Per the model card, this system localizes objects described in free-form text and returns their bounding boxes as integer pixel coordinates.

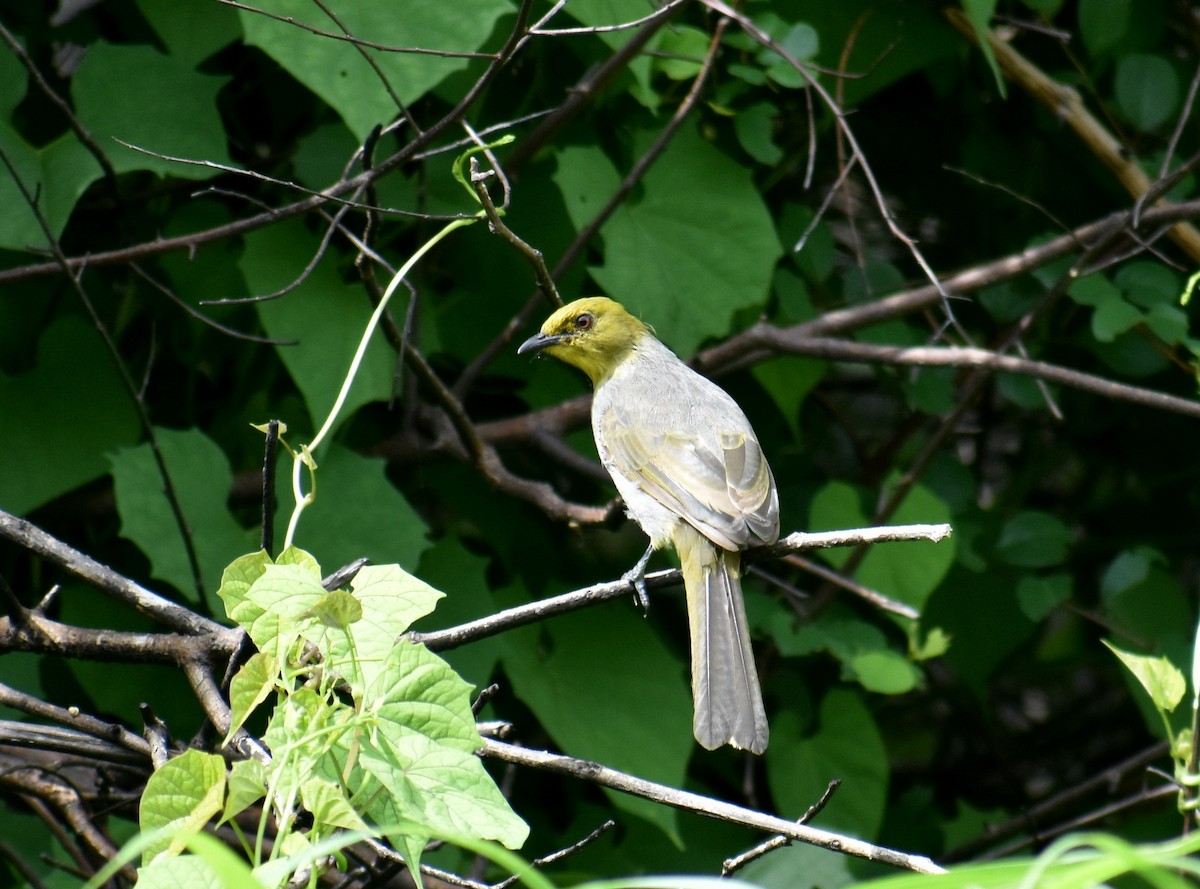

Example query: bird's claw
[622,567,651,614]
[622,543,656,615]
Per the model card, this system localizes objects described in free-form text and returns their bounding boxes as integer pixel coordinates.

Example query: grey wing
[597,380,778,550]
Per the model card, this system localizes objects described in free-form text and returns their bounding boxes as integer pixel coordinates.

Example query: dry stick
[469,160,563,308]
[0,721,146,766]
[723,779,841,875]
[946,8,1200,261]
[0,681,150,758]
[0,609,228,664]
[309,0,420,133]
[528,0,690,35]
[482,739,945,874]
[981,785,1178,861]
[0,769,133,880]
[944,740,1170,861]
[0,509,234,639]
[408,524,950,651]
[699,197,1200,376]
[703,0,952,317]
[456,10,726,398]
[745,333,1200,420]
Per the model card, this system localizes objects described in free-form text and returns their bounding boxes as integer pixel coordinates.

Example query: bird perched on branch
[519,297,777,753]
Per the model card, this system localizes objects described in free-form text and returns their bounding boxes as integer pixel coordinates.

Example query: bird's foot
[621,544,655,614]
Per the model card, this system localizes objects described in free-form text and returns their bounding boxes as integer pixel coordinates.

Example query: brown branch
[482,739,945,874]
[743,333,1200,420]
[946,8,1200,261]
[0,609,228,664]
[0,509,237,639]
[0,685,149,760]
[0,767,133,880]
[408,524,949,650]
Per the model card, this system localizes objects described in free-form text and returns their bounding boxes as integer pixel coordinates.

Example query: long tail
[675,525,769,754]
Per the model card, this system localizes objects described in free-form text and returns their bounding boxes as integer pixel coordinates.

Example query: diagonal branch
[482,739,945,874]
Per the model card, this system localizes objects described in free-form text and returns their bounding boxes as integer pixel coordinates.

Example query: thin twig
[723,779,842,875]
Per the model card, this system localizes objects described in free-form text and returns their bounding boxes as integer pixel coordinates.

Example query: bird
[518,297,778,753]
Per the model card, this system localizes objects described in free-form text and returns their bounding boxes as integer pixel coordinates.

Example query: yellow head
[517,297,650,385]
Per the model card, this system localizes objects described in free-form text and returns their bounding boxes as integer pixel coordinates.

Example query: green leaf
[1068,272,1122,307]
[134,0,242,66]
[0,316,139,512]
[553,145,624,236]
[241,221,398,439]
[1103,640,1186,712]
[734,102,784,166]
[1079,0,1131,57]
[850,650,921,695]
[327,562,444,692]
[586,125,783,356]
[72,41,232,176]
[225,652,276,744]
[134,854,234,889]
[109,427,256,603]
[306,588,364,628]
[1016,573,1072,622]
[357,731,529,850]
[370,642,483,752]
[750,355,825,441]
[761,22,820,88]
[1101,546,1163,597]
[215,549,288,624]
[1091,295,1143,342]
[995,510,1072,567]
[960,0,1006,96]
[655,26,711,80]
[300,777,370,832]
[238,0,514,141]
[1100,547,1192,653]
[233,559,329,661]
[1115,261,1180,308]
[766,689,888,838]
[1143,303,1189,344]
[221,759,266,825]
[1115,54,1180,131]
[139,749,227,864]
[0,122,102,252]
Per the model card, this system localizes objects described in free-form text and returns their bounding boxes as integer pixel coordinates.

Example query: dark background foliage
[1,0,1198,885]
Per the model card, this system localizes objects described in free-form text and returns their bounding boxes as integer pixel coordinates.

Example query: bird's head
[518,297,650,385]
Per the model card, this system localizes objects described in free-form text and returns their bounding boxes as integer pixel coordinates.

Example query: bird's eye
[574,313,594,330]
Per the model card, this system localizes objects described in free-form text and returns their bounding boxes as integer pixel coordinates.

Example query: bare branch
[482,739,945,874]
[409,524,950,650]
[0,509,235,639]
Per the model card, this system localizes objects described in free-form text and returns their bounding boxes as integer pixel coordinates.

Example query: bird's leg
[621,543,655,613]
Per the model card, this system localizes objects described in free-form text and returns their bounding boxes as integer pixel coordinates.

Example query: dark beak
[517,331,566,355]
